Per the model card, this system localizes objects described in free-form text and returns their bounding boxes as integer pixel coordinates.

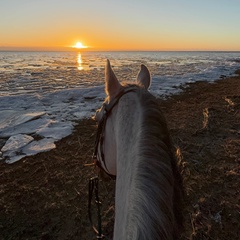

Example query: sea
[1,51,240,97]
[0,51,240,163]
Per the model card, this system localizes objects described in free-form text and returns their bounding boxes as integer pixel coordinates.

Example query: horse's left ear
[105,59,122,98]
[137,64,151,89]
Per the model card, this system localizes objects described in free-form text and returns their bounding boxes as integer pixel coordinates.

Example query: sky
[0,0,240,51]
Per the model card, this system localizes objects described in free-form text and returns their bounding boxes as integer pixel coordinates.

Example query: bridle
[92,86,138,178]
[89,86,138,239]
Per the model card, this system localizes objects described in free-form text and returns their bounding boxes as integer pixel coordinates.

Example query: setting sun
[73,42,88,49]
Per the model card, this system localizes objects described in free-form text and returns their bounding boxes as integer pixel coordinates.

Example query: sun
[73,41,88,49]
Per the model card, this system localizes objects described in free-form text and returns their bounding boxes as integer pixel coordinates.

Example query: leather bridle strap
[104,86,138,114]
[93,86,138,177]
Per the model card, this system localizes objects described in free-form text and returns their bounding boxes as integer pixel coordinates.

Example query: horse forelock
[114,84,183,240]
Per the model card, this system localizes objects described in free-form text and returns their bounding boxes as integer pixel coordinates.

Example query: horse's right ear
[137,64,151,89]
[105,59,122,98]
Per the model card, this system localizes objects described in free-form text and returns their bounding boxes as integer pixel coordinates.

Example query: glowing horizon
[1,1,240,51]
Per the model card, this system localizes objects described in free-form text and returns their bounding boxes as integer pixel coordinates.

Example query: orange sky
[1,0,240,51]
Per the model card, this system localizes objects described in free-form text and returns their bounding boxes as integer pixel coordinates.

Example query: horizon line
[0,49,240,53]
[1,48,240,53]
[1,46,240,52]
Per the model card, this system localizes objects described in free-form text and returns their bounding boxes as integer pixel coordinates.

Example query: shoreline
[0,72,240,239]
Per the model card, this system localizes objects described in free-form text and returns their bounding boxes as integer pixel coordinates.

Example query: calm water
[0,51,240,96]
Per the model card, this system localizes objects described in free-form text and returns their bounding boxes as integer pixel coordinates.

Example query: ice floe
[2,134,34,153]
[0,86,105,164]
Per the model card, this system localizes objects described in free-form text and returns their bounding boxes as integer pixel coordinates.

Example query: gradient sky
[1,0,240,51]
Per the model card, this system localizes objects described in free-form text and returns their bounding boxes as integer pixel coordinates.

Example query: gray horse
[95,60,183,240]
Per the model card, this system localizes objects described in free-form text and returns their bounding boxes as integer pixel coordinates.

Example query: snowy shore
[1,51,240,163]
[0,86,106,163]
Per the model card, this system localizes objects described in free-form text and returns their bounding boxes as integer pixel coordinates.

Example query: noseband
[93,86,138,178]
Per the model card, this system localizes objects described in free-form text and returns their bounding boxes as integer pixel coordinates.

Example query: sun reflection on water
[77,52,83,70]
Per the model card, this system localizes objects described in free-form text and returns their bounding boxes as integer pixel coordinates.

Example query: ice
[36,122,73,140]
[1,134,34,153]
[1,134,34,164]
[0,86,105,164]
[1,52,239,164]
[73,111,91,119]
[0,110,45,131]
[0,69,232,164]
[3,137,57,164]
[5,155,27,164]
[22,138,56,156]
[0,118,51,138]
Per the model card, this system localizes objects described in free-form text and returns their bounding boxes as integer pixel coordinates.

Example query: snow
[0,86,105,164]
[0,76,216,164]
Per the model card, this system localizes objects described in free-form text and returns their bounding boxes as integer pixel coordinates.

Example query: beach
[0,70,240,239]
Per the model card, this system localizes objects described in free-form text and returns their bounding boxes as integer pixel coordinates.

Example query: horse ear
[105,59,122,97]
[137,64,151,89]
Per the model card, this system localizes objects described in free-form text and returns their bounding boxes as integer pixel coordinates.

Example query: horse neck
[113,93,143,239]
[113,92,176,240]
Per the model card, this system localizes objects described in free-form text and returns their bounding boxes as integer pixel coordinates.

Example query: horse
[94,60,183,240]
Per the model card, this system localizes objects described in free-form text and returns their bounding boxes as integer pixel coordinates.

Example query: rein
[88,177,104,239]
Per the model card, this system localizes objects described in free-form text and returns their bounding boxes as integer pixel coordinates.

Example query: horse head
[94,60,151,177]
